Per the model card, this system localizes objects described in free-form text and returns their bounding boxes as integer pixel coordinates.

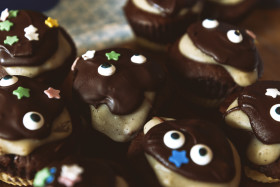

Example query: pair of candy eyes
[98,54,147,76]
[202,19,243,44]
[164,130,213,166]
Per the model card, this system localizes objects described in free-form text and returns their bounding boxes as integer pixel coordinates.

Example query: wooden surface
[1,5,280,187]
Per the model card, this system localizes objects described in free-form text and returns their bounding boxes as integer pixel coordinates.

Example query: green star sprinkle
[0,20,13,31]
[13,86,30,99]
[8,10,19,18]
[4,36,19,46]
[106,51,121,61]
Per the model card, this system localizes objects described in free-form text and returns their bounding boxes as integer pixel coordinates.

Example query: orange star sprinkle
[45,17,59,28]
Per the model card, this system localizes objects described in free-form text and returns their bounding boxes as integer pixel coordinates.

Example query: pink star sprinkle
[44,87,61,99]
[0,8,9,21]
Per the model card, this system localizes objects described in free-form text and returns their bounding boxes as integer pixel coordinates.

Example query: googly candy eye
[98,63,116,76]
[202,19,219,29]
[190,144,213,166]
[0,75,18,86]
[163,130,185,149]
[23,112,44,130]
[270,104,280,122]
[227,30,243,43]
[131,54,147,64]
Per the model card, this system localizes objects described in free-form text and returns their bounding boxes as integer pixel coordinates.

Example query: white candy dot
[202,19,219,29]
[190,144,213,166]
[23,112,44,130]
[163,130,185,149]
[131,54,147,64]
[227,30,243,43]
[98,63,116,76]
[0,75,18,87]
[270,104,280,122]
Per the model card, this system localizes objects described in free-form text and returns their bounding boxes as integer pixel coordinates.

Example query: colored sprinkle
[0,20,13,31]
[0,8,9,21]
[45,17,59,28]
[44,87,61,99]
[13,86,30,99]
[8,10,18,18]
[105,51,120,61]
[4,35,19,46]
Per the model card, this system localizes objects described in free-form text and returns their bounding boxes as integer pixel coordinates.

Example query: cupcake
[202,0,258,23]
[168,19,263,106]
[0,9,76,85]
[123,0,203,50]
[127,117,241,187]
[0,75,74,186]
[33,156,130,187]
[72,48,166,142]
[222,80,280,183]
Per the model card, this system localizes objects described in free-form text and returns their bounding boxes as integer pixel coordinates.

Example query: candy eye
[98,63,116,76]
[23,112,44,130]
[270,104,280,122]
[131,54,147,64]
[202,19,219,29]
[190,144,213,165]
[0,75,18,86]
[227,30,243,43]
[163,130,185,149]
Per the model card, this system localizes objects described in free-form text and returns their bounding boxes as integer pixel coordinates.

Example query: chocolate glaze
[226,81,280,144]
[147,0,196,16]
[73,48,165,115]
[188,21,261,72]
[0,10,60,66]
[0,76,64,140]
[143,119,236,183]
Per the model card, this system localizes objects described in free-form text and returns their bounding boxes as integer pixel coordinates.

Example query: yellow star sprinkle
[45,17,59,28]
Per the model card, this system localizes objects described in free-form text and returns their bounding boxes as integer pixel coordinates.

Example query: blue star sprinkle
[168,150,189,168]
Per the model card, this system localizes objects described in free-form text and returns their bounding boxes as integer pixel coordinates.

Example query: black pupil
[3,75,12,80]
[199,148,207,156]
[134,54,140,56]
[101,63,112,68]
[171,132,180,140]
[30,113,41,122]
[234,30,240,36]
[276,107,280,115]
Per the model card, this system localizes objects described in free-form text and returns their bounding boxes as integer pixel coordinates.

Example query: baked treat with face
[33,156,129,187]
[168,19,263,106]
[202,0,258,23]
[128,117,241,187]
[72,48,166,142]
[123,0,203,50]
[0,75,73,186]
[223,81,280,183]
[0,9,76,84]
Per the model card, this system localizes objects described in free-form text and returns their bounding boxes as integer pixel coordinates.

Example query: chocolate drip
[143,119,236,182]
[0,10,59,66]
[188,21,260,72]
[0,76,64,140]
[73,48,165,115]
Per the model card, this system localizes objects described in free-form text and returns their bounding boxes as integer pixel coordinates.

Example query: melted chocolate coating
[188,21,261,72]
[0,10,59,66]
[73,48,165,115]
[143,119,236,183]
[0,76,64,140]
[229,81,280,144]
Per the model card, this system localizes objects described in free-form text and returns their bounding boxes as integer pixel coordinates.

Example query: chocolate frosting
[228,81,280,144]
[73,48,165,115]
[188,21,260,72]
[0,10,60,66]
[147,0,196,15]
[0,76,64,140]
[143,119,236,183]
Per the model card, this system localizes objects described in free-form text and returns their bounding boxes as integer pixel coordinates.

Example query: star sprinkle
[106,51,120,61]
[24,25,39,41]
[71,57,80,71]
[13,86,30,99]
[0,8,9,21]
[265,88,280,98]
[169,150,189,168]
[44,87,61,99]
[0,20,13,31]
[45,17,59,28]
[58,164,83,186]
[8,10,18,18]
[4,35,19,46]
[82,50,95,60]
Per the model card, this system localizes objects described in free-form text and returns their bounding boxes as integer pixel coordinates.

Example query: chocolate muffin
[168,19,263,106]
[72,48,166,142]
[222,81,280,183]
[0,9,76,85]
[0,75,74,186]
[128,117,241,187]
[123,0,203,50]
